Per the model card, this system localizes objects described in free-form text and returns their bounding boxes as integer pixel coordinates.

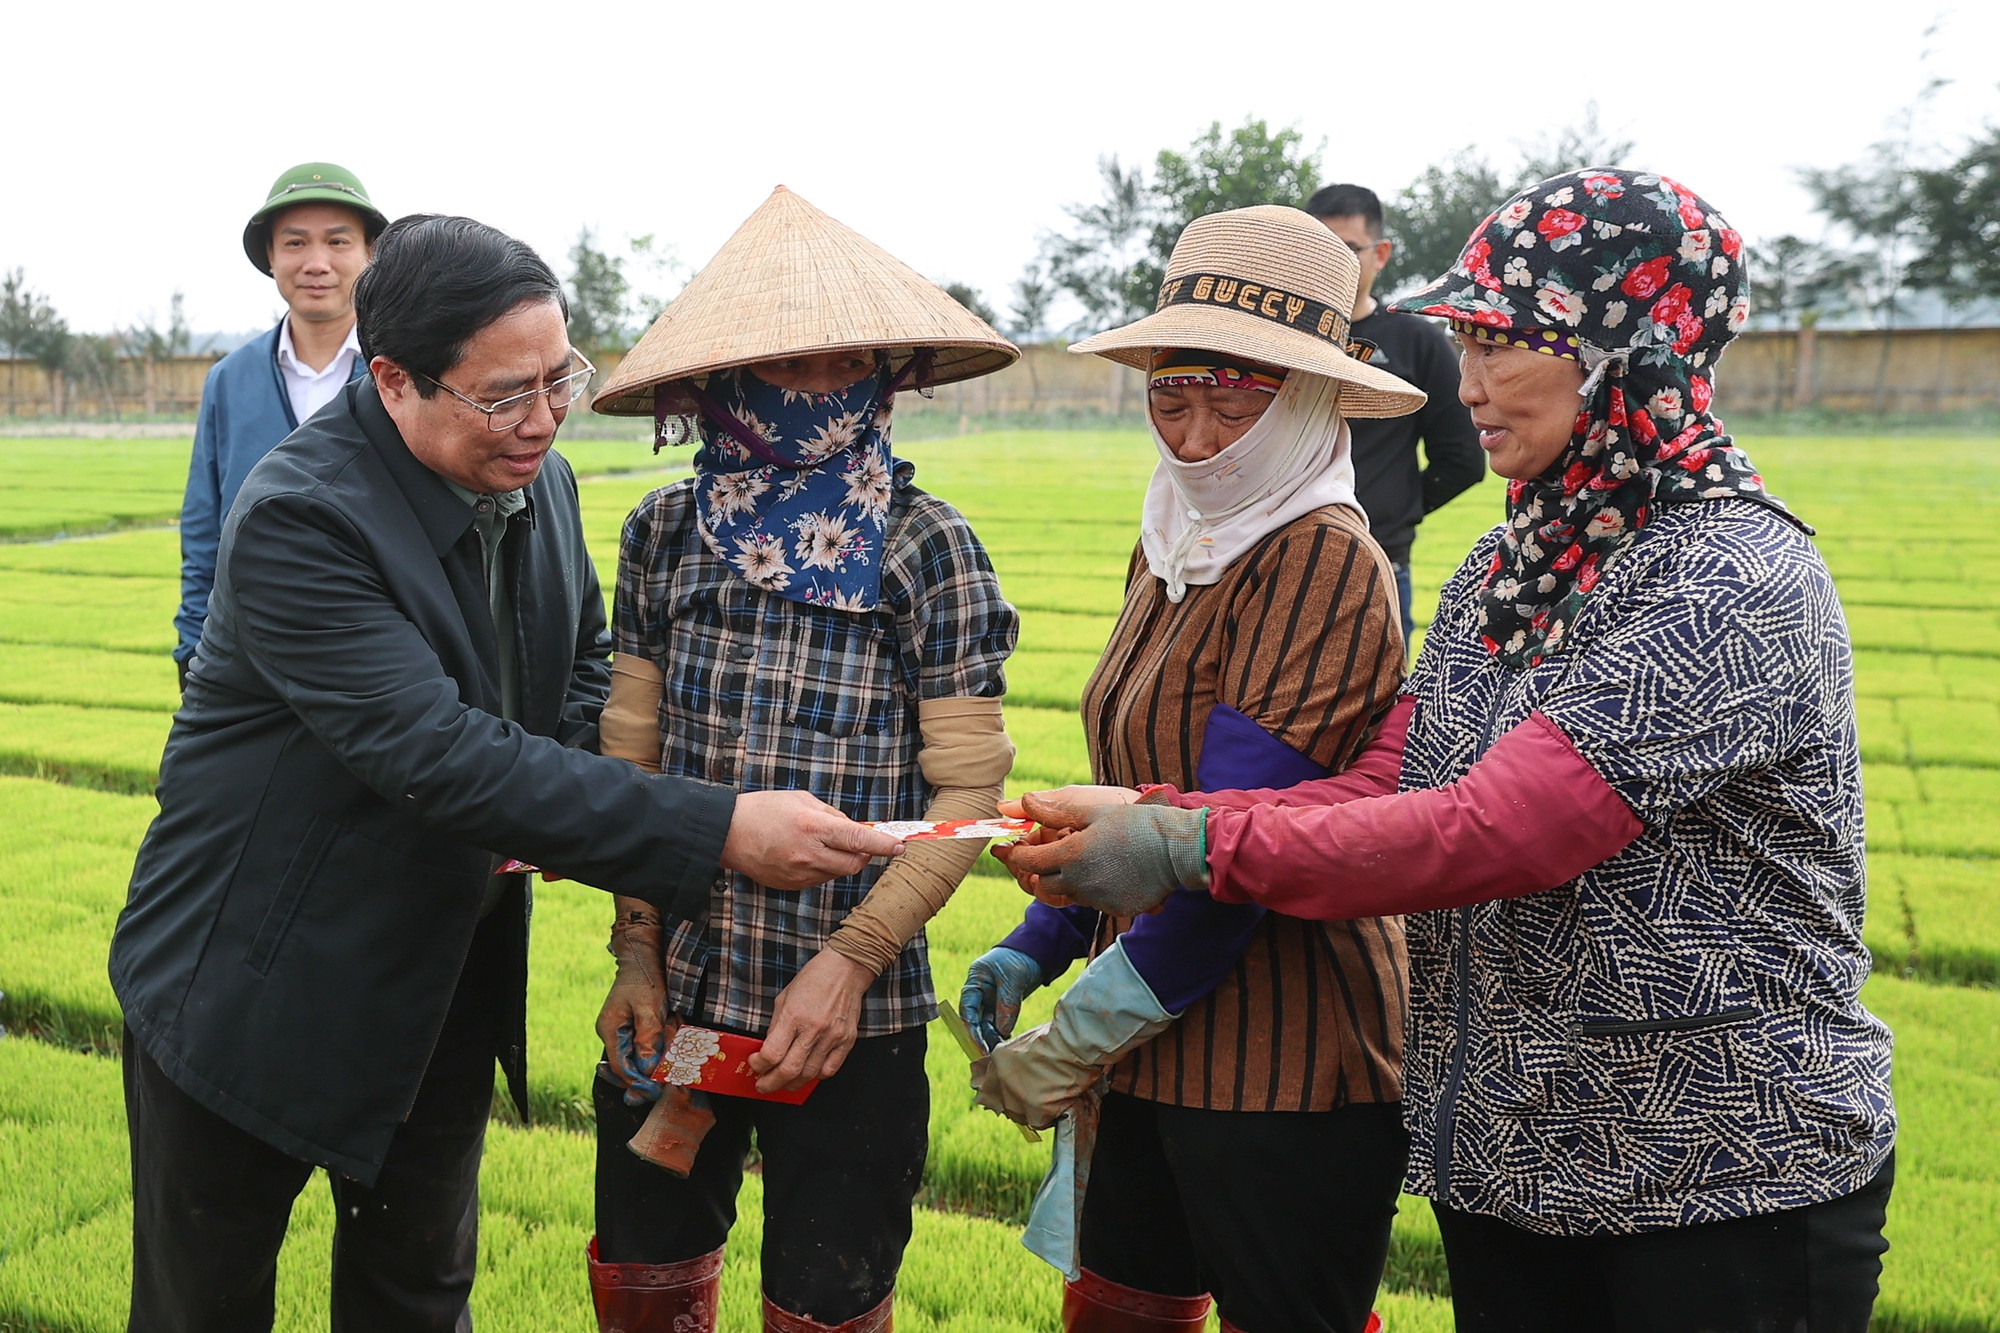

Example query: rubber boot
[1062,1268,1210,1332]
[1217,1311,1381,1333]
[761,1288,894,1332]
[587,1236,724,1332]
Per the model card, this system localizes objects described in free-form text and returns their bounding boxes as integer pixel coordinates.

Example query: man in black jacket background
[110,215,903,1332]
[1305,183,1486,646]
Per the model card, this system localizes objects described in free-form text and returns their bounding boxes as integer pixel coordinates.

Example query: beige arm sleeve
[825,697,1016,976]
[600,654,664,773]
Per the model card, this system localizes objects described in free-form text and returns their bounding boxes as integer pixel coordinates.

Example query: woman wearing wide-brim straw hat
[582,186,1023,1333]
[999,169,1897,1333]
[965,205,1425,1333]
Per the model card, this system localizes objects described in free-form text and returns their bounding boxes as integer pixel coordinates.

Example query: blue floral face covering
[691,364,906,612]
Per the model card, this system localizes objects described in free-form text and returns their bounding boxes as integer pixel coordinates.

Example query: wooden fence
[1,353,219,418]
[1717,326,2000,416]
[6,325,1995,422]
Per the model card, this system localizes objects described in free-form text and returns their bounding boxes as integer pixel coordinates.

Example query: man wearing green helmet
[174,162,387,688]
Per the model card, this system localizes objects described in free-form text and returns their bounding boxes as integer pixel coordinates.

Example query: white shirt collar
[277,317,361,379]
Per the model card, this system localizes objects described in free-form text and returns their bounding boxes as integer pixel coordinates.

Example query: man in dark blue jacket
[174,162,387,686]
[115,215,904,1332]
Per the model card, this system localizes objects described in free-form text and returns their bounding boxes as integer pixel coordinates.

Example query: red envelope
[661,1025,818,1105]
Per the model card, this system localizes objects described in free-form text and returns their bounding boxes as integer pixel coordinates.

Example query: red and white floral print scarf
[1391,168,1803,666]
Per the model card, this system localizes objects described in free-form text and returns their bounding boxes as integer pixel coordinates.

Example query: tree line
[1,271,191,416]
[941,109,2000,345]
[6,109,1998,415]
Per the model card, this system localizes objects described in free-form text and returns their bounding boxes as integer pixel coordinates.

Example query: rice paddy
[0,430,1994,1332]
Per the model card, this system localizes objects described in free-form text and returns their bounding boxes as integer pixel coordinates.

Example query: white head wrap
[1140,372,1362,602]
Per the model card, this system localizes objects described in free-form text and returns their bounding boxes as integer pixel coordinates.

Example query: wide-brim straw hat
[593,186,1019,416]
[1070,205,1426,418]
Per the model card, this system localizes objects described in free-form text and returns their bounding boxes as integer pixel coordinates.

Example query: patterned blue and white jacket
[1399,498,1895,1235]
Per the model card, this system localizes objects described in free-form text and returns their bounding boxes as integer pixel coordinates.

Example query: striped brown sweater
[1082,504,1409,1111]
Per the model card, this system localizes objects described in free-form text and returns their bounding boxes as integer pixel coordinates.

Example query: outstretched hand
[721,790,904,891]
[996,794,1207,917]
[991,786,1140,905]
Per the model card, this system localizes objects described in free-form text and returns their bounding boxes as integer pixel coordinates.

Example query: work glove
[1003,796,1208,917]
[961,946,1049,1052]
[971,941,1178,1129]
[597,908,672,1107]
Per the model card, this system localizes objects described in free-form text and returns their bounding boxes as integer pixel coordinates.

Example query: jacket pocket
[785,610,900,739]
[1570,1006,1758,1039]
[244,814,338,976]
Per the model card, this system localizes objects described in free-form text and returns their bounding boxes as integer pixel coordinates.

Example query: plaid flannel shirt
[616,471,1017,1036]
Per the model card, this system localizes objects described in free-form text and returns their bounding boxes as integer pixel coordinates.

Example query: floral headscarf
[1389,167,1803,666]
[687,364,908,612]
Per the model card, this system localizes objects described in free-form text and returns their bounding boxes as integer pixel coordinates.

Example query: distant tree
[0,269,36,358]
[127,291,192,414]
[0,272,73,415]
[1907,123,2000,305]
[1379,150,1511,297]
[69,332,123,417]
[0,268,36,414]
[1148,117,1324,283]
[627,234,690,330]
[1041,155,1156,335]
[1006,262,1054,344]
[940,280,999,328]
[1800,144,1925,327]
[1513,101,1636,188]
[1745,236,1863,329]
[129,291,192,360]
[1380,105,1634,297]
[565,227,631,355]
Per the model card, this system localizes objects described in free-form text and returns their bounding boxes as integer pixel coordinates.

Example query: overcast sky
[8,0,1998,335]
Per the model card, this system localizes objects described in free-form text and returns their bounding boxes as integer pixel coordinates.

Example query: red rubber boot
[587,1236,724,1332]
[1062,1268,1211,1332]
[1218,1309,1382,1333]
[762,1288,893,1332]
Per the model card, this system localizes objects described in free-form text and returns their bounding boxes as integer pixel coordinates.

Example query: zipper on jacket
[1433,905,1474,1203]
[1571,1006,1757,1039]
[1433,676,1516,1204]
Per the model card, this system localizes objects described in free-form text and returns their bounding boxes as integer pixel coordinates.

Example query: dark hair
[1303,183,1384,237]
[353,214,567,396]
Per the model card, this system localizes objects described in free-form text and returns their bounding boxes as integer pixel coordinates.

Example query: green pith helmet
[241,162,388,275]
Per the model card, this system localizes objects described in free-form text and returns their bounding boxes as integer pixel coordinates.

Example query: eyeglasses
[424,350,597,431]
[1341,237,1386,256]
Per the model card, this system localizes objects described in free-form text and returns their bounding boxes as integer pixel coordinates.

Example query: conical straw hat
[593,186,1019,416]
[1069,205,1426,418]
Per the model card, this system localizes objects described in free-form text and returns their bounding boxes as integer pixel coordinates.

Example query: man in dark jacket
[1305,183,1486,645]
[175,162,390,686]
[111,214,902,1332]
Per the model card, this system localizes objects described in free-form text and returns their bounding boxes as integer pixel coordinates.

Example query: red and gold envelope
[660,1024,817,1105]
[494,818,1031,878]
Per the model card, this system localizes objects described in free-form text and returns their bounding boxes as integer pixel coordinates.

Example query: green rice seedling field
[0,431,1994,1332]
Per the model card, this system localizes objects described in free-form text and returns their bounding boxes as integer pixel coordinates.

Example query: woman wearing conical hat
[967,206,1429,1333]
[581,187,1021,1333]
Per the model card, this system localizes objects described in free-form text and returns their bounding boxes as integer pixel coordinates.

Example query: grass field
[0,430,1994,1332]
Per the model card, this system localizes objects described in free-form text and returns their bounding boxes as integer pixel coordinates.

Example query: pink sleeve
[1204,710,1645,919]
[1158,695,1415,813]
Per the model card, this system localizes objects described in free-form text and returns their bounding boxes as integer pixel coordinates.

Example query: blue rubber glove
[961,946,1048,1053]
[613,1024,666,1106]
[971,941,1178,1129]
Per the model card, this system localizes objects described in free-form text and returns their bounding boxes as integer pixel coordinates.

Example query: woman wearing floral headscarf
[579,187,1021,1333]
[1001,170,1896,1332]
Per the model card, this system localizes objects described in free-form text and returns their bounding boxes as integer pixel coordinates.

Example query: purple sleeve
[997,901,1100,982]
[1122,704,1328,1012]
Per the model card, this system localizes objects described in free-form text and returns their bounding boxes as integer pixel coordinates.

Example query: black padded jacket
[110,377,734,1184]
